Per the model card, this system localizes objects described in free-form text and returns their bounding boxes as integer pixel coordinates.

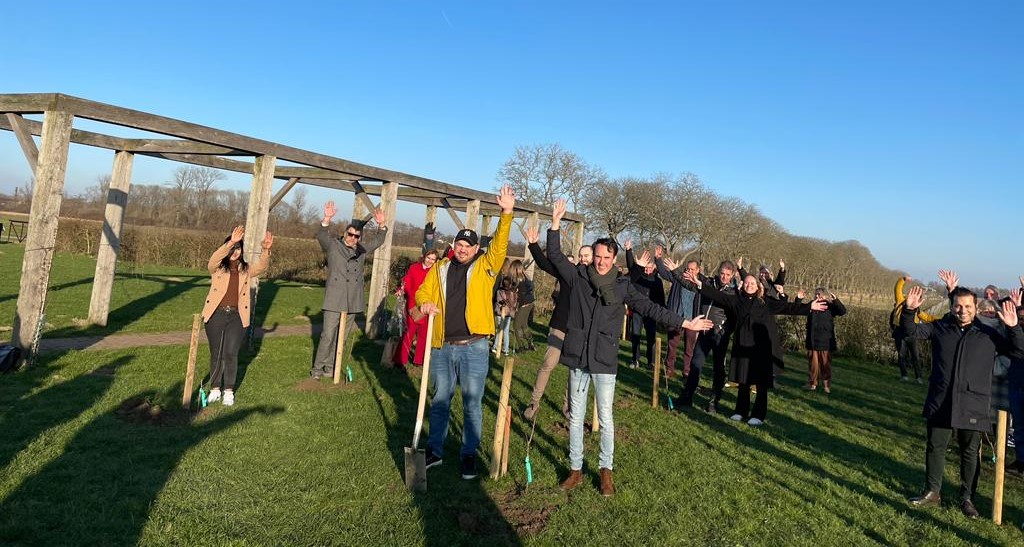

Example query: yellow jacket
[416,213,512,348]
[891,276,936,327]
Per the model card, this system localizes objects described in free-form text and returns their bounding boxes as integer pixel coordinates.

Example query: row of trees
[497,144,903,297]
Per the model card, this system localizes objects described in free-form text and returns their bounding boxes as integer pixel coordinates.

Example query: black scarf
[587,265,622,306]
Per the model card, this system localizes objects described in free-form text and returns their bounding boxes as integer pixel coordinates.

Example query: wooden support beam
[88,150,134,326]
[5,113,39,172]
[11,109,73,361]
[514,217,529,240]
[269,177,300,211]
[465,199,481,232]
[118,138,248,155]
[0,93,63,114]
[573,221,586,256]
[244,155,276,328]
[350,180,379,215]
[481,215,493,236]
[0,113,125,152]
[365,181,398,339]
[352,192,369,224]
[442,199,465,231]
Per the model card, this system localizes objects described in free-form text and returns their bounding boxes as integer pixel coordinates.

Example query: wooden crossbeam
[442,199,466,231]
[4,114,39,172]
[269,177,300,211]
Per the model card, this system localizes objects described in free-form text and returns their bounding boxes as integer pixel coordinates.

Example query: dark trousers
[630,313,657,366]
[925,426,981,502]
[681,327,730,404]
[205,307,244,390]
[895,333,921,379]
[665,328,698,377]
[735,383,769,420]
[313,310,358,375]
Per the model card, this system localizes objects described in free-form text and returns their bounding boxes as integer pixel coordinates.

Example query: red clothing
[395,262,432,365]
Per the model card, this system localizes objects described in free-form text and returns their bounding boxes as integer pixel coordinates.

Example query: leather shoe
[909,490,941,507]
[560,470,583,491]
[960,499,979,519]
[599,468,615,497]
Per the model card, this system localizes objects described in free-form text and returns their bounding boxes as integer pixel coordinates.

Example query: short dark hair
[592,237,619,257]
[685,259,701,269]
[718,260,736,272]
[345,223,362,234]
[950,287,977,303]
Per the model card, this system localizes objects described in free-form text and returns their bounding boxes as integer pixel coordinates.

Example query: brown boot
[600,468,616,497]
[559,469,583,491]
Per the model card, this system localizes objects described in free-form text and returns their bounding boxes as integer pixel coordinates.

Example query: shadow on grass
[358,335,523,546]
[0,276,98,305]
[0,380,283,546]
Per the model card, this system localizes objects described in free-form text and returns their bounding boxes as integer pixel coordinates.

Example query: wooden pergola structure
[0,93,585,362]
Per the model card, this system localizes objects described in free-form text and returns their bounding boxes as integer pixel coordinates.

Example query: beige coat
[202,242,271,327]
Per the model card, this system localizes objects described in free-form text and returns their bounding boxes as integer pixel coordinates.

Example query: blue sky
[1,1,1020,289]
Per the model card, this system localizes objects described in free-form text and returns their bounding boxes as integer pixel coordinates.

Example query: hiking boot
[705,401,718,414]
[599,468,616,497]
[909,490,941,507]
[222,390,235,406]
[207,388,222,404]
[523,404,538,422]
[460,455,478,480]
[424,451,442,470]
[960,499,979,519]
[560,470,583,491]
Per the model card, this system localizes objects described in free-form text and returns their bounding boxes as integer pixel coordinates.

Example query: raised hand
[635,249,652,269]
[1010,288,1022,308]
[796,289,806,300]
[1019,275,1024,289]
[779,259,785,270]
[810,300,828,312]
[828,291,837,302]
[372,206,386,226]
[262,231,274,250]
[938,269,959,293]
[230,225,245,244]
[905,285,925,309]
[654,245,663,259]
[551,198,567,227]
[736,256,744,270]
[998,299,1019,328]
[525,226,540,244]
[496,184,516,213]
[663,256,679,272]
[624,239,633,251]
[774,284,785,295]
[323,201,337,221]
[681,268,701,287]
[683,314,714,332]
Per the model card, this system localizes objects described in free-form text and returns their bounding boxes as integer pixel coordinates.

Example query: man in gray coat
[310,200,388,378]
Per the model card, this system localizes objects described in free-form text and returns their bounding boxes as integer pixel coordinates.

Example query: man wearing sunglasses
[311,201,388,379]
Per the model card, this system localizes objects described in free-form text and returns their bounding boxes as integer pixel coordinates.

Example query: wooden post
[5,113,39,171]
[352,192,369,223]
[572,220,585,256]
[365,181,397,339]
[652,337,662,408]
[481,214,493,236]
[993,409,1008,524]
[622,305,628,340]
[490,356,515,479]
[591,391,600,432]
[182,313,202,408]
[243,155,275,329]
[333,312,348,384]
[88,150,134,326]
[501,405,512,476]
[11,108,73,362]
[465,199,480,232]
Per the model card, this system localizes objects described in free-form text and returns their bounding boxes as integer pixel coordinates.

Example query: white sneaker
[747,418,764,426]
[730,414,743,421]
[207,388,222,404]
[223,390,235,406]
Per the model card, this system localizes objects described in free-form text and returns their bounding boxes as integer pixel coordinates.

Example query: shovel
[404,314,435,492]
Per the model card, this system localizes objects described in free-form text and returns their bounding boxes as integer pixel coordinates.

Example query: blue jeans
[427,338,490,458]
[492,316,511,354]
[568,368,616,470]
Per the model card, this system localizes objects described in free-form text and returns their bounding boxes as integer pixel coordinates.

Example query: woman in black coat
[798,288,847,392]
[683,269,826,425]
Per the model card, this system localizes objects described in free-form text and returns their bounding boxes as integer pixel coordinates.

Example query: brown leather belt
[445,335,486,346]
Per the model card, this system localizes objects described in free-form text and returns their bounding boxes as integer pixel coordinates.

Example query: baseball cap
[454,229,479,246]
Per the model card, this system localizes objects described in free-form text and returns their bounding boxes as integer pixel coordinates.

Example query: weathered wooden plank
[4,113,39,172]
[0,114,126,152]
[442,199,465,231]
[269,177,300,211]
[465,199,480,232]
[350,181,380,215]
[244,155,276,329]
[365,181,398,339]
[0,93,61,114]
[88,150,134,326]
[11,109,73,360]
[118,138,248,155]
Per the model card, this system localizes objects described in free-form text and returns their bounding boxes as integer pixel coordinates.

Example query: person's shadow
[0,382,283,545]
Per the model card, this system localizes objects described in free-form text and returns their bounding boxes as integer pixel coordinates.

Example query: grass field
[2,328,1024,545]
[0,242,326,338]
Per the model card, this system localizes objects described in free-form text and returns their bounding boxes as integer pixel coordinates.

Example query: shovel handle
[411,314,435,449]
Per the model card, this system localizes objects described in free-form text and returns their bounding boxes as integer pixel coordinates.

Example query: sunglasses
[345,232,361,239]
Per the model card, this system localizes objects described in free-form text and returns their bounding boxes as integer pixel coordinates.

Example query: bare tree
[496,143,598,211]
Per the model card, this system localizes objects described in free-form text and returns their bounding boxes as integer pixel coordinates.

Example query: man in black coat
[902,284,1024,518]
[625,241,665,369]
[546,199,711,497]
[797,288,847,393]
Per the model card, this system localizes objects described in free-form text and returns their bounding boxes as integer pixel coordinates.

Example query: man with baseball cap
[413,185,516,480]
